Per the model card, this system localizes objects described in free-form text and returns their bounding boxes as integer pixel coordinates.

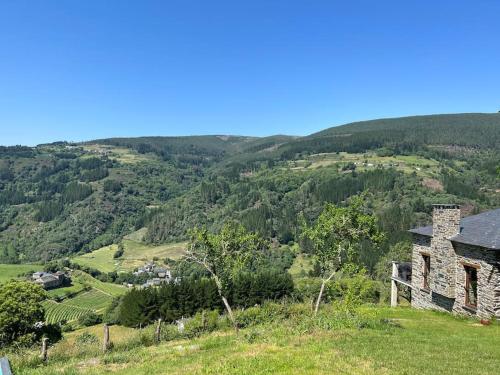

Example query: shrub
[77,312,102,327]
[75,332,99,347]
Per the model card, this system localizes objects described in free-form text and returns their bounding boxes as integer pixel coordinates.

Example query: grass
[73,239,186,273]
[8,306,500,374]
[0,263,40,284]
[290,151,440,177]
[81,144,153,164]
[288,254,313,278]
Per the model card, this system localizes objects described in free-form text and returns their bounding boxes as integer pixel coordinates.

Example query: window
[422,254,430,289]
[464,266,478,308]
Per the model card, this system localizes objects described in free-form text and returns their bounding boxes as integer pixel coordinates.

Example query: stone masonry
[410,205,500,320]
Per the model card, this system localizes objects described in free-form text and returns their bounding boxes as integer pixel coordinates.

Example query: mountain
[278,113,500,158]
[0,113,498,264]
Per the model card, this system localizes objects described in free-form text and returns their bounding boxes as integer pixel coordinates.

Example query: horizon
[2,111,498,147]
[2,1,500,146]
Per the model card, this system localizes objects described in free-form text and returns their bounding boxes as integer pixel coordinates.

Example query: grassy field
[290,151,441,177]
[0,263,40,284]
[8,306,500,375]
[73,239,186,273]
[81,144,154,164]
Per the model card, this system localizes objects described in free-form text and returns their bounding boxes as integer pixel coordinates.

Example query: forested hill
[0,113,499,264]
[278,113,500,158]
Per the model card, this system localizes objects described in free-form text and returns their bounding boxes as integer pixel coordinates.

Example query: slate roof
[409,208,500,250]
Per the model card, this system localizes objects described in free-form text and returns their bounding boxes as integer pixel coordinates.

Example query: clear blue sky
[1,1,499,146]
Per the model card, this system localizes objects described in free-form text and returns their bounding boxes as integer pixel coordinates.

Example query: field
[289,152,441,177]
[73,238,186,273]
[43,271,127,324]
[0,263,40,284]
[43,300,94,324]
[9,306,500,375]
[81,144,154,164]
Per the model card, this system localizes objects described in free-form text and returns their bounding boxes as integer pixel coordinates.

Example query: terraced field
[61,289,113,311]
[42,271,127,324]
[43,300,93,324]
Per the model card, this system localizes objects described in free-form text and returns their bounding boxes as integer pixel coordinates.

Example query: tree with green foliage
[301,196,384,315]
[0,281,47,347]
[185,222,268,330]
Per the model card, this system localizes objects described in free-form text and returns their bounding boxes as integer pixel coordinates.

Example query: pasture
[290,151,441,177]
[10,306,500,375]
[73,239,186,273]
[0,263,40,284]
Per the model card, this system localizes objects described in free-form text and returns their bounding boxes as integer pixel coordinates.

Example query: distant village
[132,261,178,288]
[28,261,177,290]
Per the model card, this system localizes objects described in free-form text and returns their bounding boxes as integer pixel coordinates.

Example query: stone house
[32,271,68,289]
[408,204,500,319]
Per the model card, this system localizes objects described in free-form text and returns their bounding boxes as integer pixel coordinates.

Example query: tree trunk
[221,295,238,332]
[314,280,326,316]
[314,272,336,316]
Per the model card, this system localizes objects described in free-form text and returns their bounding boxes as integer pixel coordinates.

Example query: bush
[77,312,102,327]
[75,332,99,347]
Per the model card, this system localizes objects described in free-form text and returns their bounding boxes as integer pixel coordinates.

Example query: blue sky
[1,1,499,146]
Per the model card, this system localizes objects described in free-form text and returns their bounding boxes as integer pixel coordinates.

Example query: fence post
[391,262,398,307]
[40,337,48,363]
[155,318,162,344]
[103,324,110,352]
[201,310,206,330]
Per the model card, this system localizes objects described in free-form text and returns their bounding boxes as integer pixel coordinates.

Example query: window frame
[421,253,430,290]
[464,265,478,309]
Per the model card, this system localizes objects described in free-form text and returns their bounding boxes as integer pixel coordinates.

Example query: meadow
[290,151,441,177]
[73,238,186,273]
[0,263,40,284]
[7,306,500,375]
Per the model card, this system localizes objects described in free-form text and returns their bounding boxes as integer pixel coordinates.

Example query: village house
[32,271,68,289]
[393,204,500,320]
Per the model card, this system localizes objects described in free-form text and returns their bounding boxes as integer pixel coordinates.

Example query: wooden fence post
[391,262,398,307]
[201,310,206,330]
[155,318,162,344]
[103,324,110,352]
[40,337,48,363]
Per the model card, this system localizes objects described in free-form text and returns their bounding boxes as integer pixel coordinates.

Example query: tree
[0,281,47,347]
[301,196,384,315]
[185,222,268,330]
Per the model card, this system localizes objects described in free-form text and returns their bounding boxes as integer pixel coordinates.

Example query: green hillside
[0,113,499,265]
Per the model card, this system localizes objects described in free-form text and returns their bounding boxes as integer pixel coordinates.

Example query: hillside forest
[0,113,498,271]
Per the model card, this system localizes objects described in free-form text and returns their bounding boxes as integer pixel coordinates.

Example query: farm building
[32,271,68,289]
[393,205,500,320]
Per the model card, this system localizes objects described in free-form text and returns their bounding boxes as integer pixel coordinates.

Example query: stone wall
[411,234,500,319]
[453,243,500,319]
[431,205,460,298]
